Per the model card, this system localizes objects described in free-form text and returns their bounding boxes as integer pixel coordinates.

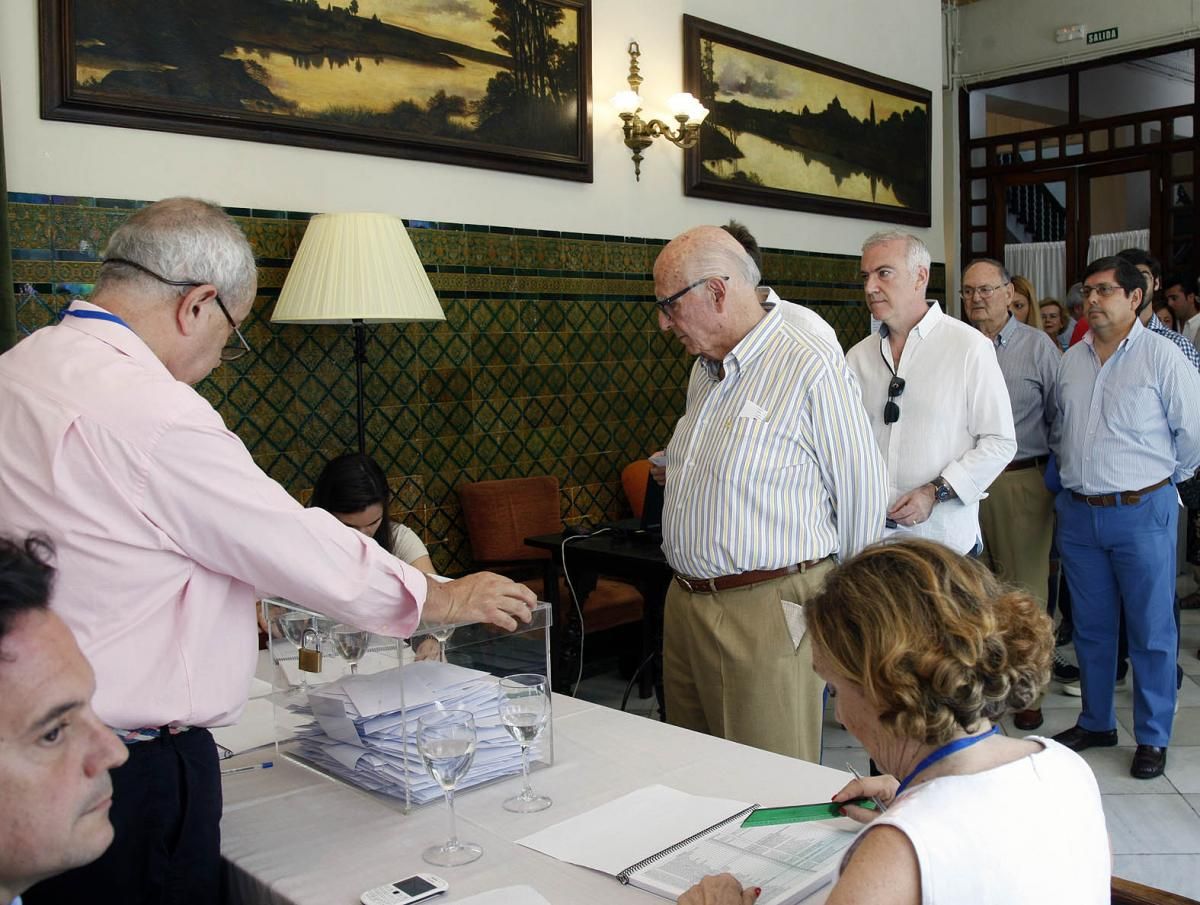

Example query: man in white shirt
[1163,272,1200,347]
[846,231,1016,555]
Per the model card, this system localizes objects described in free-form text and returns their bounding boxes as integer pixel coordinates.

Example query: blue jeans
[1056,485,1178,747]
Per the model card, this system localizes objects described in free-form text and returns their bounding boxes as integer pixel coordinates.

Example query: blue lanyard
[62,308,133,331]
[895,725,999,796]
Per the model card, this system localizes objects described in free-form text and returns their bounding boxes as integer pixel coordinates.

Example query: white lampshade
[611,89,642,116]
[271,212,445,324]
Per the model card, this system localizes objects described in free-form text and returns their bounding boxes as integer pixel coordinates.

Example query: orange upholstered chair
[456,476,644,636]
[621,459,652,519]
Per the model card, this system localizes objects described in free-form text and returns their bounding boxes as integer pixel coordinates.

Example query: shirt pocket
[1105,383,1161,442]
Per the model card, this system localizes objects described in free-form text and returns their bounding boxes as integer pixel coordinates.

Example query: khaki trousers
[979,465,1054,604]
[663,560,833,764]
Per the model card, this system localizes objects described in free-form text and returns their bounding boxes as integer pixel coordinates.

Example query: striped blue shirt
[662,304,888,578]
[1054,318,1200,494]
[991,314,1060,459]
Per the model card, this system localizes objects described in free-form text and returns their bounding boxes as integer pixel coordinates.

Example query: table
[220,694,843,905]
[524,532,672,710]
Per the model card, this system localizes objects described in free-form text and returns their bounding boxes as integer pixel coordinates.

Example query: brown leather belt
[673,558,829,595]
[1071,478,1171,508]
[1005,455,1048,472]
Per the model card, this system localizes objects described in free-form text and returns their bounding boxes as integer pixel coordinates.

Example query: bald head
[653,226,767,360]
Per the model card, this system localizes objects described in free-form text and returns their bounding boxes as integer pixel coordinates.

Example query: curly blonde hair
[807,539,1052,745]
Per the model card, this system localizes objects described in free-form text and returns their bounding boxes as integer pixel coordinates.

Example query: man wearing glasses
[963,258,1061,730]
[1049,255,1200,780]
[653,226,886,764]
[846,231,1015,556]
[0,198,535,903]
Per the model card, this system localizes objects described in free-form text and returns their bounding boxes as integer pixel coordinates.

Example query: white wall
[0,0,943,258]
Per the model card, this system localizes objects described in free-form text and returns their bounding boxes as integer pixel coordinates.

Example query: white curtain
[1005,241,1066,302]
[1087,229,1150,263]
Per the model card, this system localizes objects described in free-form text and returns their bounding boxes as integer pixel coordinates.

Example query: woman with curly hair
[679,539,1109,905]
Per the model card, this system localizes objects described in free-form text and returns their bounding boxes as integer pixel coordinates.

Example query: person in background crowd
[653,225,887,764]
[1009,274,1044,330]
[1163,271,1200,347]
[309,453,440,660]
[1039,299,1066,352]
[846,231,1016,557]
[1062,283,1083,351]
[1154,296,1179,331]
[963,258,1059,731]
[0,534,129,905]
[721,220,841,353]
[1050,255,1200,780]
[0,197,536,904]
[678,539,1110,905]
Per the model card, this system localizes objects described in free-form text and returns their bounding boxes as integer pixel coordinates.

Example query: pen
[221,761,274,775]
[845,761,888,813]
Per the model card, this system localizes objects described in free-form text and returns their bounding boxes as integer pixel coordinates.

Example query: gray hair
[96,197,257,309]
[681,232,760,291]
[862,230,931,277]
[1064,282,1085,313]
[964,257,1011,283]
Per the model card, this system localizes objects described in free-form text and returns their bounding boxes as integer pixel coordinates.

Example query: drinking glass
[417,710,482,866]
[498,674,552,813]
[331,624,371,675]
[278,612,316,690]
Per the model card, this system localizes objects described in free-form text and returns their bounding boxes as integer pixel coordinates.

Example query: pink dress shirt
[0,301,427,729]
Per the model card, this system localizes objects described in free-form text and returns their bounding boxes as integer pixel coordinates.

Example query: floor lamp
[271,213,444,456]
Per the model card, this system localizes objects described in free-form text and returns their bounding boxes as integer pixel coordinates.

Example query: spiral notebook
[518,785,859,905]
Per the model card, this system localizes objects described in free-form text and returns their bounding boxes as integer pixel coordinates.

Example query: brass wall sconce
[611,41,709,181]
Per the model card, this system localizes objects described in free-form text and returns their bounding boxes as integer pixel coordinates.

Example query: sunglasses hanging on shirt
[880,345,905,425]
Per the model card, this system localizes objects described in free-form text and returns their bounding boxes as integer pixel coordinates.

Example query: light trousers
[663,561,833,764]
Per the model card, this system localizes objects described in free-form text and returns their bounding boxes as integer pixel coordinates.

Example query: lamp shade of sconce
[615,41,709,181]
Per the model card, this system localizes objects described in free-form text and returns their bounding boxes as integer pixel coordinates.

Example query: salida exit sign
[1087,27,1119,44]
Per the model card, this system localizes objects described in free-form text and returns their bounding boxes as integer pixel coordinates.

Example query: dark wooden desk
[525,531,672,718]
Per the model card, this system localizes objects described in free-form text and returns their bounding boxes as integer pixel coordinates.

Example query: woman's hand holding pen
[833,773,898,824]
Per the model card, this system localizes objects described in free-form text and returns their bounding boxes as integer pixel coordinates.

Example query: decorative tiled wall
[7,194,944,574]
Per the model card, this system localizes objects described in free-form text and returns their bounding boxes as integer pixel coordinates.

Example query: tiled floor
[575,607,1200,899]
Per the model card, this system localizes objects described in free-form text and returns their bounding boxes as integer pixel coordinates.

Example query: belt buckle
[676,575,694,593]
[1125,493,1142,505]
[1086,495,1105,507]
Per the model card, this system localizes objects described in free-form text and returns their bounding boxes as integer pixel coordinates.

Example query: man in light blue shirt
[1050,256,1200,780]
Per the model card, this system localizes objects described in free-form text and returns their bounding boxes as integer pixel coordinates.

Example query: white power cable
[560,527,611,697]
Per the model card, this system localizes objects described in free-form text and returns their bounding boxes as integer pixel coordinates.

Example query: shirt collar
[699,303,782,381]
[1082,314,1145,351]
[61,299,173,378]
[879,300,941,340]
[994,313,1018,347]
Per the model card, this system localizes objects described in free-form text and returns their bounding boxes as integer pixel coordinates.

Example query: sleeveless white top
[838,737,1109,904]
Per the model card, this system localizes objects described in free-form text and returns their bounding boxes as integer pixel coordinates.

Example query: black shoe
[1055,621,1074,647]
[1130,745,1167,779]
[1052,725,1118,751]
[1053,651,1081,696]
[1013,708,1044,731]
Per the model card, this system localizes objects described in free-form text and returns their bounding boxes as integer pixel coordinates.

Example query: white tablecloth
[220,694,843,905]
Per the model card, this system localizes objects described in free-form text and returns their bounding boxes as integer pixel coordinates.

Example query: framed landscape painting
[682,16,931,226]
[39,0,592,181]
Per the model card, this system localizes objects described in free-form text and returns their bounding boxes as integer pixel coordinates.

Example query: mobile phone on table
[360,873,448,905]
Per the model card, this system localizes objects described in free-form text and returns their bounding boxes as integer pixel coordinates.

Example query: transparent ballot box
[261,597,554,813]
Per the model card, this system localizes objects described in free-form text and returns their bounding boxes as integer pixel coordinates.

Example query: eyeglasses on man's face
[883,375,906,425]
[654,275,729,317]
[959,282,1009,300]
[1079,283,1126,301]
[104,257,251,362]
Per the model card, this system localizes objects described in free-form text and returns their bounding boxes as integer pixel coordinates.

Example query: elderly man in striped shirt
[652,226,887,763]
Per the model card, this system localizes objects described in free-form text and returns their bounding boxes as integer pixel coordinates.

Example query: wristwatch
[930,476,956,503]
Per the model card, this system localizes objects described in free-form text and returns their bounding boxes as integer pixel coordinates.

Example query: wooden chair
[1112,877,1200,905]
[456,475,644,636]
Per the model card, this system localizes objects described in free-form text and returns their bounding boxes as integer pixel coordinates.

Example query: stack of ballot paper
[282,660,549,805]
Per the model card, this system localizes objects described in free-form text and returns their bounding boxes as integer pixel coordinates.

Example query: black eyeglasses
[884,375,906,424]
[654,275,729,317]
[104,257,251,362]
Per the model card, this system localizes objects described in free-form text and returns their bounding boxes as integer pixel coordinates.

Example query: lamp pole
[352,319,367,456]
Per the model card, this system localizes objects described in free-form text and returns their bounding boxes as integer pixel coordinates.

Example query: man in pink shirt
[0,198,535,904]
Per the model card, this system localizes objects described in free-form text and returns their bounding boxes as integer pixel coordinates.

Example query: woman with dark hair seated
[310,453,439,660]
[679,538,1109,905]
